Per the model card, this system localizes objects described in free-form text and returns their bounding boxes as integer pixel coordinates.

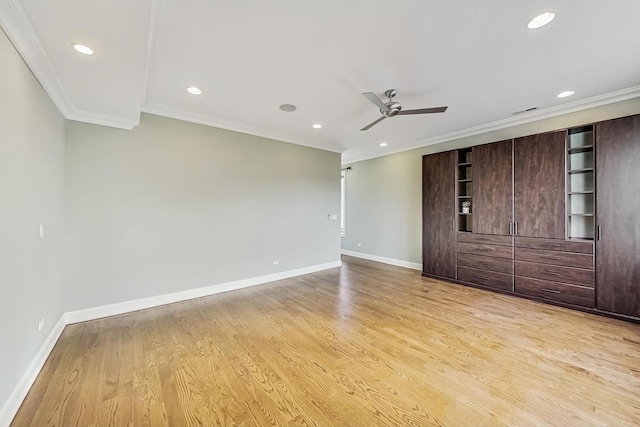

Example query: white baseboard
[0,315,66,427]
[0,259,341,426]
[341,249,422,271]
[64,260,342,324]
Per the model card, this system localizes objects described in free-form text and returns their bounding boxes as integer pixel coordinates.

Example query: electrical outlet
[273,260,279,266]
[38,318,45,331]
[39,224,45,239]
[357,243,362,247]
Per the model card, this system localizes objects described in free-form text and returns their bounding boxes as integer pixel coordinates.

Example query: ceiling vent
[511,107,538,116]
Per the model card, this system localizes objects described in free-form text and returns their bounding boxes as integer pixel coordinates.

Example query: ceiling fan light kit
[360,89,448,131]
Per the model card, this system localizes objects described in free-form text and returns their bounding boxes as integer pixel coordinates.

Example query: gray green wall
[341,97,640,266]
[64,115,341,310]
[1,29,340,418]
[0,29,67,408]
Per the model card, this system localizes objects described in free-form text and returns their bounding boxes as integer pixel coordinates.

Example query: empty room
[1,1,640,426]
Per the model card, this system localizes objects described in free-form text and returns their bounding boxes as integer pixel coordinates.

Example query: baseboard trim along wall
[64,260,342,324]
[0,315,67,427]
[341,249,422,271]
[0,259,342,427]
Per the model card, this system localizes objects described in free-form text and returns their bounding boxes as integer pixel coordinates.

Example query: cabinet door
[473,140,513,235]
[596,115,640,317]
[514,131,566,239]
[423,151,456,278]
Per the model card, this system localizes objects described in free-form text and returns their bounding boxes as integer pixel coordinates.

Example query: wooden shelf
[458,162,472,167]
[458,212,472,215]
[458,195,472,199]
[568,168,594,175]
[458,178,472,183]
[568,145,594,154]
[569,213,594,217]
[569,190,594,195]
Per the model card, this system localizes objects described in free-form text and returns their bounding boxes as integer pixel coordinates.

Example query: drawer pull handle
[541,288,561,294]
[542,270,561,276]
[475,275,490,281]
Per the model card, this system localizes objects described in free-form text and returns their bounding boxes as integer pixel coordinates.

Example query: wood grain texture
[515,276,595,308]
[457,232,513,247]
[515,247,594,270]
[11,256,640,426]
[473,140,514,235]
[457,241,513,259]
[457,252,514,275]
[514,236,593,254]
[514,131,566,239]
[596,115,640,317]
[515,261,595,287]
[457,266,514,291]
[423,151,456,278]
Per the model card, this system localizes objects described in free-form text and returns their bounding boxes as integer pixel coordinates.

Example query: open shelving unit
[566,125,595,239]
[457,148,473,232]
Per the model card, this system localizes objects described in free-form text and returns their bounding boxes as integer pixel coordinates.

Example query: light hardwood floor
[11,256,640,426]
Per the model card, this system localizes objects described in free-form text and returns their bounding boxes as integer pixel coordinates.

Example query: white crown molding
[0,0,74,117]
[140,0,346,155]
[341,249,421,271]
[5,0,638,151]
[343,86,640,164]
[143,103,346,154]
[0,0,141,131]
[66,110,139,130]
[0,259,342,426]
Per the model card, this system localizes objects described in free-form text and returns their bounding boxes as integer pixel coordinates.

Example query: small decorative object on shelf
[461,200,471,214]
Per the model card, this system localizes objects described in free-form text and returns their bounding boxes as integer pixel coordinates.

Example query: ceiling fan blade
[397,106,448,115]
[360,116,386,131]
[362,92,391,113]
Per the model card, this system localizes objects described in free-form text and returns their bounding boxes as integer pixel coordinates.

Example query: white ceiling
[2,1,639,163]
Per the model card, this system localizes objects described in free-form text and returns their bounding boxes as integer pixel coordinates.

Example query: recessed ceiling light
[72,43,93,55]
[527,12,556,29]
[187,87,202,95]
[279,104,297,112]
[312,124,322,129]
[379,142,388,147]
[557,90,575,98]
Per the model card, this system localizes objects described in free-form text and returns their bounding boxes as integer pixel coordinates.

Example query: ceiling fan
[360,89,448,131]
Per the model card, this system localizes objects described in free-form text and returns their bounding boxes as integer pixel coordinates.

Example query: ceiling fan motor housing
[382,102,402,117]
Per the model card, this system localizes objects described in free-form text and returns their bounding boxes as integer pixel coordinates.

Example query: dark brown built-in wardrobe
[422,113,640,321]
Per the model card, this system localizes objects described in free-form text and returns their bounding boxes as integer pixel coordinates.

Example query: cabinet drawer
[515,248,593,269]
[458,266,513,291]
[515,261,594,287]
[515,276,595,308]
[514,237,593,254]
[457,242,513,259]
[457,252,513,274]
[458,233,513,247]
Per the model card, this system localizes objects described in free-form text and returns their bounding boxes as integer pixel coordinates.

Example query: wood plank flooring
[11,256,640,426]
